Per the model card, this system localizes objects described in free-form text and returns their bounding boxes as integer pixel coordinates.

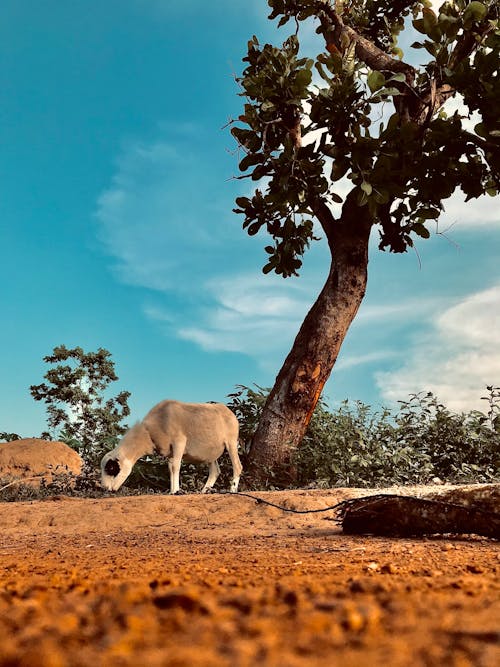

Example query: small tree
[30,345,131,460]
[231,0,500,479]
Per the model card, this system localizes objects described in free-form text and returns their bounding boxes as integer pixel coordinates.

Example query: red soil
[0,489,498,666]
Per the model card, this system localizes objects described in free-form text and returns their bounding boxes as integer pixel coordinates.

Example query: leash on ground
[226,490,346,515]
[138,490,347,528]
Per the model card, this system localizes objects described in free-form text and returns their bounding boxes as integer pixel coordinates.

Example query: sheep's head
[101,450,133,491]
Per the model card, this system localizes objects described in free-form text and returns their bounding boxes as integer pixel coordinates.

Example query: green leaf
[315,61,332,83]
[474,122,488,138]
[373,87,402,99]
[412,222,431,239]
[357,189,368,207]
[367,70,386,93]
[374,189,389,204]
[416,207,440,220]
[464,2,488,23]
[361,181,373,195]
[235,196,250,209]
[388,73,406,83]
[422,7,438,32]
[239,153,264,171]
[247,222,262,236]
[261,101,275,112]
[330,160,349,182]
[294,68,312,90]
[342,41,356,76]
[412,18,426,34]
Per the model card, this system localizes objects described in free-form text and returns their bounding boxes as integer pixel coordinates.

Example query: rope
[227,490,345,515]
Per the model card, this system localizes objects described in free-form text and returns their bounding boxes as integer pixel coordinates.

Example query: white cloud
[438,192,499,229]
[335,351,397,371]
[172,273,314,361]
[357,297,443,323]
[376,284,500,412]
[95,133,240,292]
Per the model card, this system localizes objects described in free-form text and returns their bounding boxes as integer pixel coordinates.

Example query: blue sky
[1,1,499,437]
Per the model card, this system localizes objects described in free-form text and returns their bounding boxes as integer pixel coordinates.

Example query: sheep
[100,400,243,494]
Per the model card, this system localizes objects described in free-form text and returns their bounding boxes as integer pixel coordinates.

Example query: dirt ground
[0,488,499,667]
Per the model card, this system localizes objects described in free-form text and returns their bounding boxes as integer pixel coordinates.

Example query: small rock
[366,562,379,572]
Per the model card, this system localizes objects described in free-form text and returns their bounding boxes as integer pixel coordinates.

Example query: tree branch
[448,22,496,71]
[315,1,416,82]
[313,198,336,250]
[313,2,464,126]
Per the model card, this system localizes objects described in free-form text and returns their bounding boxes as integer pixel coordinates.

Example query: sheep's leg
[225,440,243,493]
[201,460,220,493]
[168,441,185,494]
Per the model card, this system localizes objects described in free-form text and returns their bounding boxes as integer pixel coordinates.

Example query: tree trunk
[248,211,372,484]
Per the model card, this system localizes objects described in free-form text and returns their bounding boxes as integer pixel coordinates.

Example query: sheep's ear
[104,458,120,477]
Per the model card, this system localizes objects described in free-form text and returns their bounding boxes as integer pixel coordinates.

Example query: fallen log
[337,493,500,539]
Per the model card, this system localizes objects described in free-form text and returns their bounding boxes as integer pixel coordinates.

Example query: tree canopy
[233,0,499,275]
[230,0,499,479]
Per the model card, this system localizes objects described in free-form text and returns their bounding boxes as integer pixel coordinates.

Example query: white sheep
[100,400,242,494]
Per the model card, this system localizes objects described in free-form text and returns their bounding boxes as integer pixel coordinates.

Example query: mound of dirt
[0,438,82,485]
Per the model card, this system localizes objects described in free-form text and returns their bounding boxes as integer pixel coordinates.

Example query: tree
[231,0,500,480]
[30,345,131,459]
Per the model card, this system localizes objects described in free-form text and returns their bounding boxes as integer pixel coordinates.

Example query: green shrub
[229,385,500,489]
[0,432,21,442]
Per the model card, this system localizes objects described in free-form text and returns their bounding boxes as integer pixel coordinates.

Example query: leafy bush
[0,432,21,442]
[229,385,500,490]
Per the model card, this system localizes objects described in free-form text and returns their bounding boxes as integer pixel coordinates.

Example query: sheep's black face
[104,458,120,477]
